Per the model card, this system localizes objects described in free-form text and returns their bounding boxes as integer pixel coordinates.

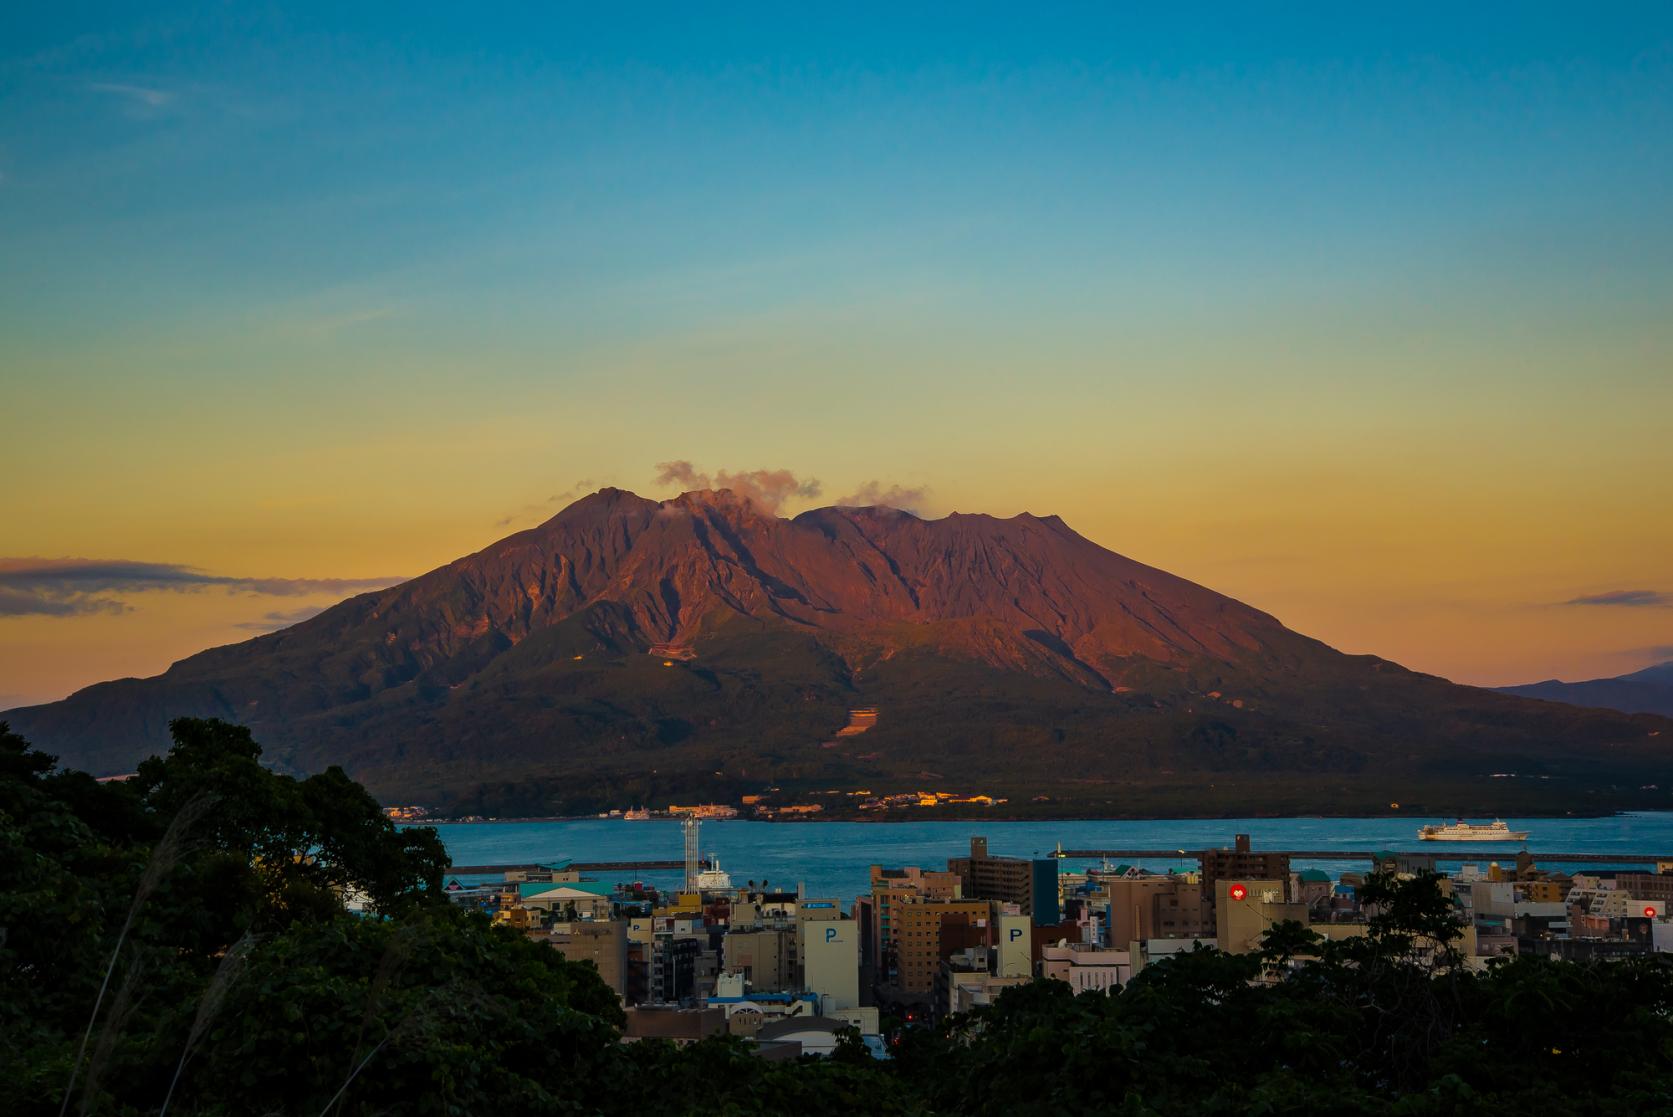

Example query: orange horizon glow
[3,457,1669,710]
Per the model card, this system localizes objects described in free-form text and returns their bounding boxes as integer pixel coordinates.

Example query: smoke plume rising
[835,480,929,514]
[653,461,822,513]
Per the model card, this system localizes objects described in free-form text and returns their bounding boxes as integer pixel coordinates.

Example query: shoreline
[408,806,1637,827]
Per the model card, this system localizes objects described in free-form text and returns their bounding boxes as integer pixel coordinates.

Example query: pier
[447,848,1673,879]
[448,859,685,875]
[1056,848,1673,866]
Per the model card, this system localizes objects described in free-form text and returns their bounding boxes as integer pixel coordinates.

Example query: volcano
[7,489,1668,817]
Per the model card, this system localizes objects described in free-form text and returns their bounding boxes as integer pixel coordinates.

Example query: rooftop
[518,880,613,900]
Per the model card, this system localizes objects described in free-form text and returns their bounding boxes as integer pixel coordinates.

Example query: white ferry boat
[1417,819,1528,842]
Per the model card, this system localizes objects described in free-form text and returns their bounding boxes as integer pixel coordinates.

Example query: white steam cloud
[834,480,930,514]
[654,461,822,514]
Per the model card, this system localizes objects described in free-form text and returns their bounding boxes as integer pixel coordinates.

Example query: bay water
[424,812,1673,903]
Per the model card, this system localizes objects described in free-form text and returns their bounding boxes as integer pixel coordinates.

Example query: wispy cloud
[0,589,125,618]
[296,305,400,338]
[87,81,180,120]
[234,605,330,633]
[496,479,598,528]
[1564,589,1671,608]
[0,558,403,619]
[246,293,408,344]
[88,81,174,108]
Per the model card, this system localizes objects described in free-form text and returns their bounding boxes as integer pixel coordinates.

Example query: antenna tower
[682,815,700,891]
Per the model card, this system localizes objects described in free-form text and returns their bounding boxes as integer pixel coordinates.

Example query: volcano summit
[7,489,1668,817]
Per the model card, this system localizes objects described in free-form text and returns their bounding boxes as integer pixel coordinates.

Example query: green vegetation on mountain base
[349,636,1673,819]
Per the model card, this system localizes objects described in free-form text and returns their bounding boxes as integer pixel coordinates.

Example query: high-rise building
[1103,876,1208,945]
[949,837,1060,922]
[722,926,794,992]
[537,920,629,998]
[798,917,860,1011]
[994,910,1031,977]
[650,935,701,1002]
[864,864,963,980]
[1615,872,1673,906]
[895,898,992,994]
[1198,835,1290,918]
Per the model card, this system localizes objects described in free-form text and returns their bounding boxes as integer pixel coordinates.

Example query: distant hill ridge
[1496,661,1673,718]
[7,488,1670,817]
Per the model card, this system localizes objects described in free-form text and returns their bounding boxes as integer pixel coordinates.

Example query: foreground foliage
[3,719,1670,1116]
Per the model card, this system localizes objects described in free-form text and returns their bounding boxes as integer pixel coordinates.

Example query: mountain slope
[7,489,1669,816]
[1497,662,1673,718]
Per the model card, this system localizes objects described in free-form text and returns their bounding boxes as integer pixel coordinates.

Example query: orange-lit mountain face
[396,487,1303,683]
[8,490,1669,817]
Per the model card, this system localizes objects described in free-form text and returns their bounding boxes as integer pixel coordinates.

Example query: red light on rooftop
[1228,883,1248,902]
[1646,905,1658,918]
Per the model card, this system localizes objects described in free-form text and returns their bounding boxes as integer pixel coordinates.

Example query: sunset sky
[3,4,1671,709]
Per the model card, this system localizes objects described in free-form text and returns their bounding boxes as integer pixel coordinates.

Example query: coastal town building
[799,915,860,1012]
[515,879,613,922]
[623,1006,726,1045]
[995,909,1031,977]
[1102,874,1208,945]
[724,926,795,992]
[949,837,1060,923]
[935,946,1030,1017]
[447,829,1672,1061]
[1038,943,1134,992]
[941,969,1030,1016]
[859,864,964,981]
[1199,835,1290,919]
[650,936,701,1002]
[709,972,820,1027]
[536,920,629,997]
[896,898,993,995]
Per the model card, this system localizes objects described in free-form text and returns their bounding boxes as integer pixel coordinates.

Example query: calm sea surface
[422,813,1673,903]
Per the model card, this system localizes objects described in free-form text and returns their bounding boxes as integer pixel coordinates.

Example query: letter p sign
[825,926,838,942]
[1009,928,1023,942]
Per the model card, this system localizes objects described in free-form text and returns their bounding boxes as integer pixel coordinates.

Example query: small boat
[1417,819,1528,842]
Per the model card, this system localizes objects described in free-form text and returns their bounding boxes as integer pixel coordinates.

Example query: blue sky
[7,4,1670,344]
